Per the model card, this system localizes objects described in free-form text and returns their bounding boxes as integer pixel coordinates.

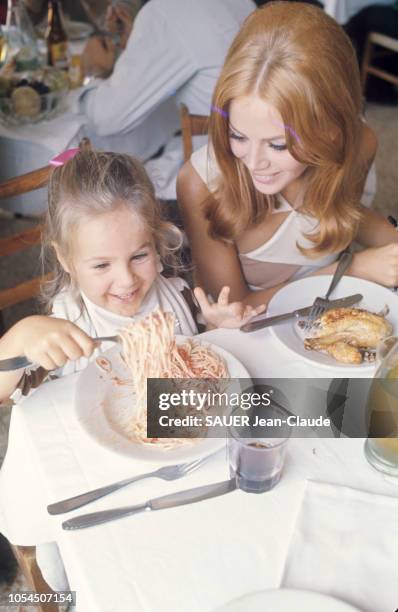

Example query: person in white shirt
[75,0,256,199]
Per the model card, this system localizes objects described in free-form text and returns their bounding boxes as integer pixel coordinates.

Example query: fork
[0,335,120,372]
[304,250,353,332]
[47,452,218,515]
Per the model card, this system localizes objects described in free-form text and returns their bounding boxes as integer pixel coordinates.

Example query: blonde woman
[177,2,398,308]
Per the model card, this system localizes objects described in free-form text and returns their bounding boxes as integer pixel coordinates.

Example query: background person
[24,0,109,27]
[73,0,256,200]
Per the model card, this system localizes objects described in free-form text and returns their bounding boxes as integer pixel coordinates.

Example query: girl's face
[228,95,307,204]
[67,205,159,317]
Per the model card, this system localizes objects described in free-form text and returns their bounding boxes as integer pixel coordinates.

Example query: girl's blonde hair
[207,1,365,255]
[41,150,182,310]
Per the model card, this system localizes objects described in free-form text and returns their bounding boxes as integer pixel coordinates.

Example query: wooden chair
[180,103,209,162]
[361,32,398,95]
[0,139,91,608]
[0,138,91,333]
[10,545,59,612]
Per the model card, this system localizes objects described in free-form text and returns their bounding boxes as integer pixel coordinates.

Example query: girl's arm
[0,316,95,403]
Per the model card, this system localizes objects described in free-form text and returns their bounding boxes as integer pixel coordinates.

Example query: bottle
[5,0,22,56]
[0,24,8,69]
[6,0,39,70]
[46,0,68,69]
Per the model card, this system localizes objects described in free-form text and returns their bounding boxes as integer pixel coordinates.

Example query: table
[0,34,180,215]
[0,90,179,216]
[1,323,398,612]
[323,0,392,24]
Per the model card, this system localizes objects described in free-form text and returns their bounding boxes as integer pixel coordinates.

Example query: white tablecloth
[0,89,180,215]
[323,0,392,24]
[1,324,398,611]
[0,92,86,215]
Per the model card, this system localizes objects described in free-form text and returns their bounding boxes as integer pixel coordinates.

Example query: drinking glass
[227,387,291,493]
[364,336,398,476]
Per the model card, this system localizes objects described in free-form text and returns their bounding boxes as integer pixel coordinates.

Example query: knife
[62,479,236,530]
[240,293,362,333]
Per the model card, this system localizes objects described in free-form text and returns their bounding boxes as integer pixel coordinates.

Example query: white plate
[268,276,398,372]
[75,339,250,462]
[217,589,361,612]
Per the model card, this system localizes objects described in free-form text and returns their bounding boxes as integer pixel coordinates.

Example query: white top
[75,0,255,197]
[190,144,375,289]
[52,274,197,369]
[190,145,337,289]
[11,274,197,402]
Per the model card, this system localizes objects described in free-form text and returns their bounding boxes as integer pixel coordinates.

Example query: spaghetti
[118,309,228,448]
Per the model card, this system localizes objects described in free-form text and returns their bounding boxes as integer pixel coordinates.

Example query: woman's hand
[351,244,398,287]
[194,286,266,329]
[12,316,95,371]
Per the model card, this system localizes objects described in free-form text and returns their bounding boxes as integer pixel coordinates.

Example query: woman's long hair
[41,151,182,311]
[207,2,365,256]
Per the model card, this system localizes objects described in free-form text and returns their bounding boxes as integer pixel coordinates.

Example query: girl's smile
[68,205,159,317]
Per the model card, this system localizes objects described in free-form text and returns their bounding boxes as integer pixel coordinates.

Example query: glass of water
[364,336,398,477]
[227,385,291,493]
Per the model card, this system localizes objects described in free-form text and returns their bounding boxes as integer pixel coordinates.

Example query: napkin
[282,480,398,612]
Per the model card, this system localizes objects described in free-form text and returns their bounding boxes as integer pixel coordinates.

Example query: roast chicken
[304,307,392,364]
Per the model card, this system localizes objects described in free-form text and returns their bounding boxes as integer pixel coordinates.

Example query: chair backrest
[180,103,209,162]
[0,138,91,324]
[361,32,398,94]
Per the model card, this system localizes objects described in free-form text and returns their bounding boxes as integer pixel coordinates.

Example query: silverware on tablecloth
[0,335,119,372]
[240,293,362,333]
[48,450,221,515]
[62,479,236,530]
[304,251,353,331]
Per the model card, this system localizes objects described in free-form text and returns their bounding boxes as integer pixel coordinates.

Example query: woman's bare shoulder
[177,161,210,213]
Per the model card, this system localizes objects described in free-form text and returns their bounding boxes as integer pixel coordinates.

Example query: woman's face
[228,95,307,204]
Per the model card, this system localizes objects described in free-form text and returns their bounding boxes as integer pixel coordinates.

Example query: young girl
[177,2,398,307]
[0,150,263,403]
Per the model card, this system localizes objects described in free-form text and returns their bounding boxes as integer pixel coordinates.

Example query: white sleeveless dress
[190,144,345,290]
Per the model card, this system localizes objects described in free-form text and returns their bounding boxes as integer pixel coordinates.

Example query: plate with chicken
[268,276,398,370]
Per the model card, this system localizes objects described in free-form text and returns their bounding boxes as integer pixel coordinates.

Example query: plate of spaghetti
[75,309,250,461]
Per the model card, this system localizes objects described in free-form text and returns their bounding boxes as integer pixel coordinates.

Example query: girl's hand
[352,244,398,287]
[13,316,95,371]
[194,286,266,329]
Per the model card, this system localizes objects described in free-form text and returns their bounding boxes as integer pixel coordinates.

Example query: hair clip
[49,148,80,167]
